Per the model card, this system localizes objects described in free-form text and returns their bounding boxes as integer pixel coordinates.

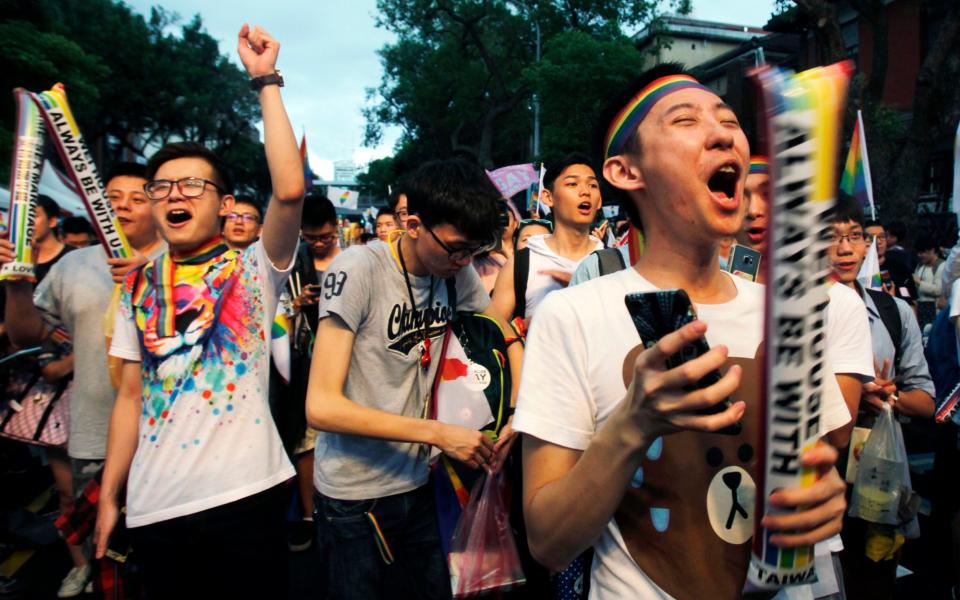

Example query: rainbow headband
[749,156,770,175]
[604,74,711,159]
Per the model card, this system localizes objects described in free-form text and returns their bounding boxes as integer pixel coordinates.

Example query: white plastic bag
[848,404,907,525]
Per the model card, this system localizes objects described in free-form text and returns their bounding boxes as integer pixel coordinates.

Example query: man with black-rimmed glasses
[306,158,518,599]
[95,23,305,597]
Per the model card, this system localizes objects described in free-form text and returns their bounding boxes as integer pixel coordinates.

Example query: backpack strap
[865,288,903,370]
[594,247,627,276]
[445,277,457,313]
[431,278,459,422]
[513,247,530,320]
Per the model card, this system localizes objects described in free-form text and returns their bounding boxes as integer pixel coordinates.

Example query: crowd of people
[1,22,958,600]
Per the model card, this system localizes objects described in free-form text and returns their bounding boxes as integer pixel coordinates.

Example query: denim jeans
[315,484,452,600]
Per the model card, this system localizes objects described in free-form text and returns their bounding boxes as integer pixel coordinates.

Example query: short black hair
[829,193,865,227]
[543,153,596,193]
[915,237,939,254]
[146,142,234,195]
[512,216,554,246]
[886,221,906,242]
[36,195,60,220]
[863,219,883,229]
[233,197,263,220]
[60,215,94,236]
[302,194,337,228]
[387,181,407,211]
[405,159,501,243]
[105,161,147,184]
[376,207,396,221]
[592,63,693,230]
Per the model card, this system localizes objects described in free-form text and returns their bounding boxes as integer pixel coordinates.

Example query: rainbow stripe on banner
[840,111,876,220]
[29,84,132,259]
[1,90,45,282]
[748,60,853,591]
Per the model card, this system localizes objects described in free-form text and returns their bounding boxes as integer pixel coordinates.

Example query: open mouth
[577,201,593,215]
[746,226,766,242]
[166,209,192,225]
[834,260,858,271]
[707,162,740,203]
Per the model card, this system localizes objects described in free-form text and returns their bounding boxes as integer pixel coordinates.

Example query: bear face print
[614,349,762,600]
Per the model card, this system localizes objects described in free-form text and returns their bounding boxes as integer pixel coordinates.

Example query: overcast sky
[125,0,777,179]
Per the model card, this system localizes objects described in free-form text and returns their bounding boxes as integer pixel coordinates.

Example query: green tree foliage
[0,0,270,195]
[364,0,690,178]
[773,0,959,232]
[528,30,646,158]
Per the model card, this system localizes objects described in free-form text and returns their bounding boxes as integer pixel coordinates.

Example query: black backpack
[864,288,903,372]
[435,278,512,439]
[926,306,960,401]
[513,247,625,319]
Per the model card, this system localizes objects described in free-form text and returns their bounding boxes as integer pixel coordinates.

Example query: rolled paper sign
[1,89,46,282]
[29,84,132,258]
[747,60,853,590]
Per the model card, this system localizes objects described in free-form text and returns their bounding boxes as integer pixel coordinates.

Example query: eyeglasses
[302,232,337,244]
[866,232,887,243]
[225,213,260,223]
[144,177,224,201]
[425,226,495,261]
[395,209,409,219]
[518,218,554,232]
[823,230,865,244]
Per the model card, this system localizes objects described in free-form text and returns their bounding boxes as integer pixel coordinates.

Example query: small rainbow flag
[840,110,876,220]
[299,132,314,190]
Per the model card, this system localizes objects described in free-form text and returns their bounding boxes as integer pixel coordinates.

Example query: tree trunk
[883,1,960,223]
[796,0,848,64]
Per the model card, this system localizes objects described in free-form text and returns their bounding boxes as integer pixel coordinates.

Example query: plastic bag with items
[848,403,918,528]
[448,470,525,597]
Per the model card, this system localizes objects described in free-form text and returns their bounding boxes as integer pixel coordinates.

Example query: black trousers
[129,484,289,599]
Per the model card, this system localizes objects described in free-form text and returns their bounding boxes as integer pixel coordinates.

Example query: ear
[219,194,236,216]
[405,215,422,240]
[603,155,645,193]
[540,188,554,209]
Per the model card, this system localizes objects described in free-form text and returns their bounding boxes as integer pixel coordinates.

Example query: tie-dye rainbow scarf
[130,236,238,358]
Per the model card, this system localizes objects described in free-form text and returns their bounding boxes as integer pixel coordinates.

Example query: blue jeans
[315,484,452,600]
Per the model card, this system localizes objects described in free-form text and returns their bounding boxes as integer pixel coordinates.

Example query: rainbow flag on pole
[299,132,315,190]
[840,110,876,220]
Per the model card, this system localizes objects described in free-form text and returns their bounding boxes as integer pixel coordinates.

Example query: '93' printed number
[323,272,347,299]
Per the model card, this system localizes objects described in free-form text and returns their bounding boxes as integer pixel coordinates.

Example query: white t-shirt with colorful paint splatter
[110,241,295,528]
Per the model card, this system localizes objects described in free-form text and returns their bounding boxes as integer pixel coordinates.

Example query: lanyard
[397,240,435,370]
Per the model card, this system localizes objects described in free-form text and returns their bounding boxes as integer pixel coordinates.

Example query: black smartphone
[880,270,893,289]
[304,284,322,295]
[624,289,741,435]
[727,244,762,282]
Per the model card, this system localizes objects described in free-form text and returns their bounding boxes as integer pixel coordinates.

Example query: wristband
[250,71,284,91]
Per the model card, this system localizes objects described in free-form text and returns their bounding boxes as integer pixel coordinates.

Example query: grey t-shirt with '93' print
[314,241,489,500]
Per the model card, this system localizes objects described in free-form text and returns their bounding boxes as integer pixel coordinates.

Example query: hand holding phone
[624,290,742,436]
[727,245,761,282]
[294,283,322,310]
